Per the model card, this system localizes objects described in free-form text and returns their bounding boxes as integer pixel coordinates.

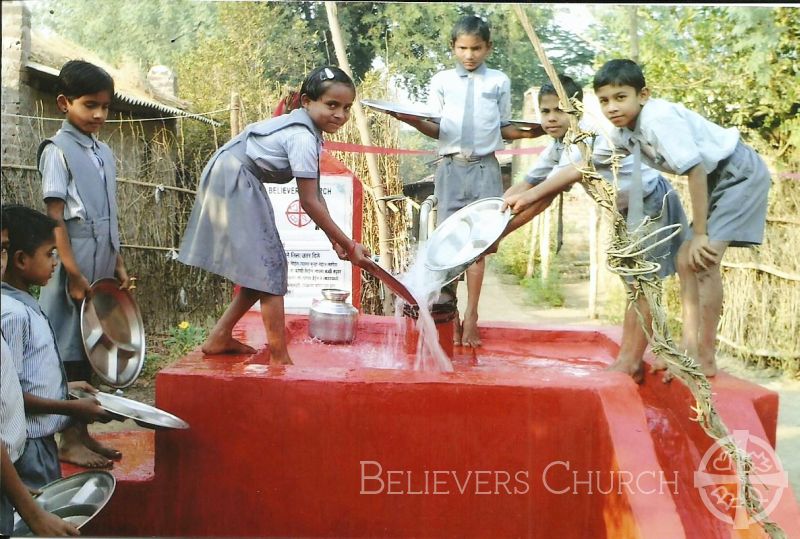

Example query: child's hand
[688,234,720,271]
[502,192,525,213]
[67,381,97,394]
[115,258,131,289]
[393,112,423,126]
[27,510,81,537]
[348,243,373,268]
[67,273,92,302]
[508,190,542,215]
[71,397,113,424]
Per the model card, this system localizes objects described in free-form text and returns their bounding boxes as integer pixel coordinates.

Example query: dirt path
[462,263,800,496]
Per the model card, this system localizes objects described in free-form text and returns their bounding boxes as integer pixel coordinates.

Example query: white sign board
[263,174,354,313]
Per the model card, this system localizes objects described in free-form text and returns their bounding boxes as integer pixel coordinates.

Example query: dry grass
[1,106,230,333]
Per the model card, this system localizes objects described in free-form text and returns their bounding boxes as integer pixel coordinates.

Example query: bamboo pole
[512,5,785,536]
[588,204,599,318]
[525,216,539,279]
[324,1,394,314]
[628,6,639,62]
[539,205,551,282]
[230,91,241,138]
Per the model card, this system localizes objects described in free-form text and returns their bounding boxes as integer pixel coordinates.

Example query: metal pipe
[418,195,438,243]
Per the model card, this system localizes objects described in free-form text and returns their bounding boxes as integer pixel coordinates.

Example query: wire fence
[1,106,231,332]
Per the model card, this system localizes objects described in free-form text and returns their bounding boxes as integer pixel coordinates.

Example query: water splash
[397,243,454,373]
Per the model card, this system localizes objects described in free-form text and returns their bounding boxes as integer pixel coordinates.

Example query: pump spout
[418,194,438,243]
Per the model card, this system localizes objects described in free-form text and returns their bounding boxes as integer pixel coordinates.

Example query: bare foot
[698,357,718,377]
[453,316,463,346]
[202,336,256,355]
[650,357,667,372]
[606,358,645,384]
[247,347,293,365]
[80,431,122,461]
[59,444,112,469]
[269,349,293,366]
[461,313,482,348]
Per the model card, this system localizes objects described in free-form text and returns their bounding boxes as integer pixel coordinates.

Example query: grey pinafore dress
[38,121,120,366]
[178,109,321,294]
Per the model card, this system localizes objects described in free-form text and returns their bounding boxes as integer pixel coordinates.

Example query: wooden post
[588,203,599,319]
[525,216,539,279]
[230,91,241,138]
[539,205,551,282]
[629,6,639,63]
[325,1,394,313]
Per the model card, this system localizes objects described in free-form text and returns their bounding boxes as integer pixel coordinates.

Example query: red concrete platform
[78,313,799,538]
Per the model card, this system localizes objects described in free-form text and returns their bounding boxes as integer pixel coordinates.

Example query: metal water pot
[308,289,358,343]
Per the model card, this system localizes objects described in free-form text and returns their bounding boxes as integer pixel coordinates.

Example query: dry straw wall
[671,174,799,376]
[1,108,232,333]
[1,80,409,336]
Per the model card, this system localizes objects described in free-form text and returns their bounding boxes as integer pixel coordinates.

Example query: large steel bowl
[80,278,145,388]
[423,197,511,285]
[12,471,115,536]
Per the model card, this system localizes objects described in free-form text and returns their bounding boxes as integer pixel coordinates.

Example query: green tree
[591,5,800,167]
[376,4,595,112]
[173,2,327,176]
[30,0,220,69]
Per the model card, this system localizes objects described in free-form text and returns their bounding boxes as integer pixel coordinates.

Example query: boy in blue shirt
[1,205,113,489]
[1,211,79,536]
[395,15,538,347]
[593,59,771,377]
[500,74,688,383]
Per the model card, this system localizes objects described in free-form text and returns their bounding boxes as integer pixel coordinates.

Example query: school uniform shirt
[428,63,512,157]
[37,121,120,367]
[525,119,593,185]
[523,120,661,199]
[1,284,71,439]
[612,97,740,175]
[178,108,323,294]
[246,125,321,180]
[39,132,107,220]
[0,335,27,462]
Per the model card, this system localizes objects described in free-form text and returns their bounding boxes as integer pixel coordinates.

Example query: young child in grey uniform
[178,66,371,364]
[502,74,688,384]
[393,15,538,348]
[38,60,126,468]
[1,205,112,490]
[593,59,771,377]
[0,215,79,537]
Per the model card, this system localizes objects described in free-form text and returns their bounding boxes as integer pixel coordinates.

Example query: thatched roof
[27,30,218,125]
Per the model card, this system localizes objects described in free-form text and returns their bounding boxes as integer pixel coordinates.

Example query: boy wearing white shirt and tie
[395,15,537,347]
[593,59,771,378]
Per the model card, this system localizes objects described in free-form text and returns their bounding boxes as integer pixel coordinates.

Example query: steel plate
[80,278,145,388]
[509,119,545,136]
[12,471,115,536]
[361,99,441,122]
[424,197,511,272]
[362,259,418,306]
[70,388,190,430]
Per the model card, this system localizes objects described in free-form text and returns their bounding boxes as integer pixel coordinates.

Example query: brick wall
[1,1,32,165]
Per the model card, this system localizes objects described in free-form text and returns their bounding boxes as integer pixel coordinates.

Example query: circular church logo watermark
[694,430,788,528]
